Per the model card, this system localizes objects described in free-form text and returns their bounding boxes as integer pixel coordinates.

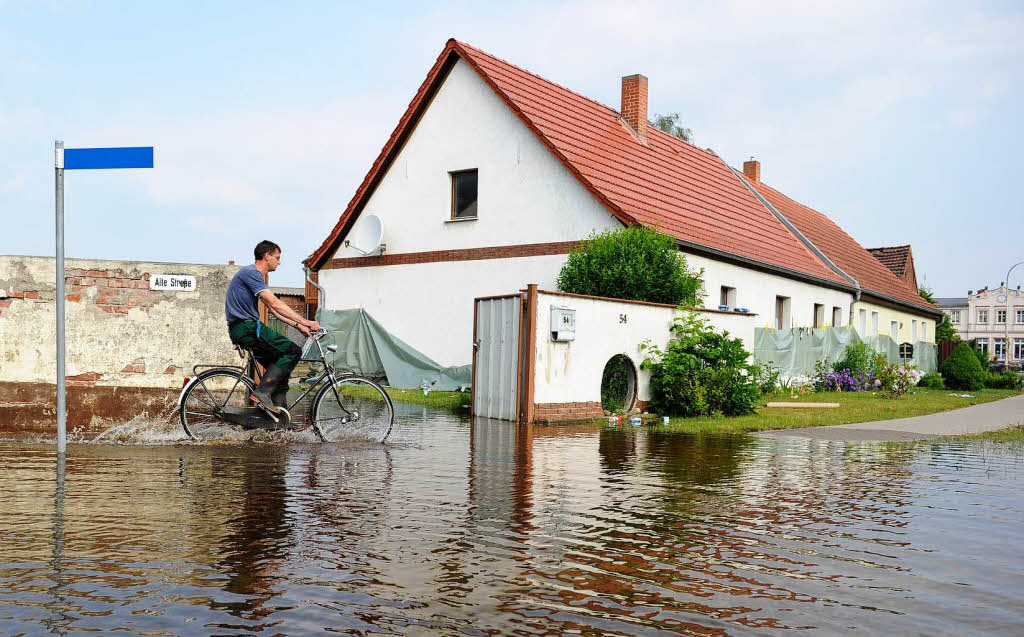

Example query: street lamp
[1005,261,1024,366]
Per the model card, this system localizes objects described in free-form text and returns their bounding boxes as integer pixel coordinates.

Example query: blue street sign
[64,146,154,170]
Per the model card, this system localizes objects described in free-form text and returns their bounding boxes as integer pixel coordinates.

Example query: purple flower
[874,379,881,387]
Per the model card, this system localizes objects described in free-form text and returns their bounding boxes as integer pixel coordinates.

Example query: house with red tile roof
[867,245,918,291]
[306,39,940,369]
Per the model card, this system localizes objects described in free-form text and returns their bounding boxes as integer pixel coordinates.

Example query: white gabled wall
[328,59,620,260]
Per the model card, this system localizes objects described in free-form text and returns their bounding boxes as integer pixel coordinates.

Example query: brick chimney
[621,74,648,138]
[743,158,761,183]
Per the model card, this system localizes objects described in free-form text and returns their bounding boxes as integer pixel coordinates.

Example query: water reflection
[0,414,1022,635]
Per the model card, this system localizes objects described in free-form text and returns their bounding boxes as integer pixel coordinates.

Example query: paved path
[757,394,1024,441]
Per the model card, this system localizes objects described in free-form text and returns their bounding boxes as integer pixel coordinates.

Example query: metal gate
[472,295,523,420]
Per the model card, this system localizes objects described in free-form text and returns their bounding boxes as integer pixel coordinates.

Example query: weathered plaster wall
[0,255,241,389]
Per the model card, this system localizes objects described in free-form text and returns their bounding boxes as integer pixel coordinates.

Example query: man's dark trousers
[228,320,303,400]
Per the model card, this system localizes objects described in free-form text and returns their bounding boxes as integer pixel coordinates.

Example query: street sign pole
[52,143,153,454]
[55,140,66,454]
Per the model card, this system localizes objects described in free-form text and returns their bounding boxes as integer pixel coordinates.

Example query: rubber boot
[271,383,289,410]
[251,364,287,414]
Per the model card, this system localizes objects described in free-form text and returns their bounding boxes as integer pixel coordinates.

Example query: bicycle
[178,328,394,443]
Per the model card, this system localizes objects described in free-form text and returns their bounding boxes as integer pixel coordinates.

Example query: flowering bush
[813,362,877,392]
[641,313,761,417]
[874,363,921,398]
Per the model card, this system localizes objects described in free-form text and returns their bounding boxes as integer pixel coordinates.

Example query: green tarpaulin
[753,326,937,377]
[309,309,472,391]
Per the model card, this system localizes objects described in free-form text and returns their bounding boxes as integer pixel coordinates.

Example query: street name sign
[149,275,196,291]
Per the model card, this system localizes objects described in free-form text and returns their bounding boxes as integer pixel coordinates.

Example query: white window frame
[997,309,1007,324]
[994,338,1006,361]
[832,306,842,327]
[858,309,867,334]
[872,311,879,336]
[921,322,928,341]
[890,320,899,341]
[912,319,918,341]
[951,310,960,324]
[719,286,736,309]
[1016,309,1024,324]
[1014,338,1024,359]
[976,338,989,354]
[979,309,988,324]
[775,295,791,330]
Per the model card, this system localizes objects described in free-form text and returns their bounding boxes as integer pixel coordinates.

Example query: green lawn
[654,388,1023,435]
[383,388,471,412]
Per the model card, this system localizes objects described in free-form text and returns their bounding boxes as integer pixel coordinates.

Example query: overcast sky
[2,1,1022,294]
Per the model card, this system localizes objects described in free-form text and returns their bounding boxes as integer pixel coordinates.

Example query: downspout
[304,265,324,318]
[725,162,864,326]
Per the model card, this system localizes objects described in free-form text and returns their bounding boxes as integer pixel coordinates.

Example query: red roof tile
[307,39,849,289]
[749,182,938,314]
[867,245,911,278]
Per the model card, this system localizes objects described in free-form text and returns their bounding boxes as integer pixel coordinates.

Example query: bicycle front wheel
[311,376,394,443]
[179,369,255,440]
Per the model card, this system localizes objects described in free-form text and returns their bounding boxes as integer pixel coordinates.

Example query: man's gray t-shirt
[225,265,269,324]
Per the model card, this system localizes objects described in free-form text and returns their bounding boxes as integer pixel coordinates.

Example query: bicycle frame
[244,331,347,415]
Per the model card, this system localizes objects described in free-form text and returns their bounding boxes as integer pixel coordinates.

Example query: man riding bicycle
[225,240,321,414]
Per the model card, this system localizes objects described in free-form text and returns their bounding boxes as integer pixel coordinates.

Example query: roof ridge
[454,40,622,118]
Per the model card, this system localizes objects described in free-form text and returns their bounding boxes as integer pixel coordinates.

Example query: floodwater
[2,408,1023,635]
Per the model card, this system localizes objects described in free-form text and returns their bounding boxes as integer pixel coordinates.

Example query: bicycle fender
[177,376,203,411]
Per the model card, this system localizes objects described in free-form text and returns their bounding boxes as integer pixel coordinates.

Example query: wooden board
[765,402,840,408]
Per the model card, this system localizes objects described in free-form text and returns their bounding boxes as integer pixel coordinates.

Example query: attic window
[450,169,478,219]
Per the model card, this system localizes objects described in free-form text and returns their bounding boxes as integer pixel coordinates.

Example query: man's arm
[258,290,321,336]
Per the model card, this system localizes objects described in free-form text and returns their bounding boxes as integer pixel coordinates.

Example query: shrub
[874,363,921,398]
[941,343,988,390]
[917,372,945,389]
[641,313,760,417]
[752,361,782,395]
[971,344,991,371]
[985,371,1024,390]
[831,342,875,376]
[601,355,634,412]
[557,226,703,305]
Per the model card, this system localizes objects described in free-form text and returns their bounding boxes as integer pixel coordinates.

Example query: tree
[935,313,960,343]
[557,226,703,306]
[649,113,693,143]
[918,285,935,304]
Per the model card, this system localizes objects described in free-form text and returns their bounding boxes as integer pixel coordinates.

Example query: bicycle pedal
[252,400,280,423]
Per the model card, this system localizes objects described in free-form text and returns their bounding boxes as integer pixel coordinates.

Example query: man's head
[254,240,282,272]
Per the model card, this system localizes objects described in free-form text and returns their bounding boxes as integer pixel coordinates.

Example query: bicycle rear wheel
[180,369,255,440]
[311,376,394,443]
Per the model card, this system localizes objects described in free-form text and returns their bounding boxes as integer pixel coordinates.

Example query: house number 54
[619,313,628,324]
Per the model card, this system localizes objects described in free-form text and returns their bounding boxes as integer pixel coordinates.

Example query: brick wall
[533,401,604,423]
[620,74,648,137]
[277,294,305,315]
[0,255,240,389]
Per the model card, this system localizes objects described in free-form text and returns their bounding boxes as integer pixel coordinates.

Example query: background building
[936,285,1024,365]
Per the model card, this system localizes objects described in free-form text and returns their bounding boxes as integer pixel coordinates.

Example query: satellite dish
[344,215,384,255]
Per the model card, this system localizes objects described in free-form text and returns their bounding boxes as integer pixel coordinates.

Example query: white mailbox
[550,306,576,341]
